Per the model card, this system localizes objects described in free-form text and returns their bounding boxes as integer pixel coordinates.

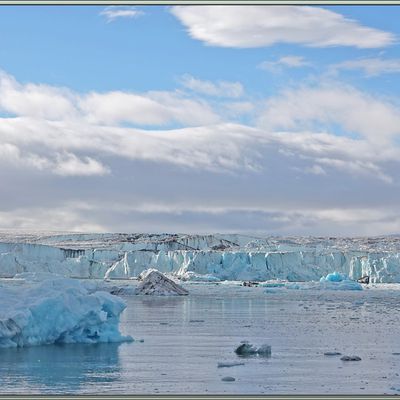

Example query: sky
[1,5,400,236]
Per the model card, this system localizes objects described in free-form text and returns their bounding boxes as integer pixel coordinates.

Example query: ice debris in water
[320,271,349,282]
[320,272,363,290]
[177,271,221,282]
[324,351,342,356]
[341,355,362,361]
[0,278,133,348]
[235,341,271,357]
[217,361,245,368]
[283,273,363,291]
[135,269,189,296]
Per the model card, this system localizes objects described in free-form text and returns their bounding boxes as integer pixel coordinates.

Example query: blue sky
[1,5,400,235]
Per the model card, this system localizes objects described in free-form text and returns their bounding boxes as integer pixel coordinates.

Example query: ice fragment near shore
[0,278,133,348]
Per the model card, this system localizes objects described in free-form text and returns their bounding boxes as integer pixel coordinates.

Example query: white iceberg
[135,269,189,296]
[0,278,133,348]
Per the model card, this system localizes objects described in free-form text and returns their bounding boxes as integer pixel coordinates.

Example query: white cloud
[171,6,395,49]
[0,72,77,120]
[259,56,310,72]
[53,153,110,177]
[330,57,400,77]
[0,71,220,128]
[1,71,400,234]
[100,6,144,22]
[180,74,244,98]
[258,83,400,147]
[80,90,220,126]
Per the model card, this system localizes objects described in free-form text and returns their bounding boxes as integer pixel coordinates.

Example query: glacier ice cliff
[0,277,133,348]
[1,232,400,283]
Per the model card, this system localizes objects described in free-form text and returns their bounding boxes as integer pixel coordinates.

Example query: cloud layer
[1,67,400,235]
[171,6,395,48]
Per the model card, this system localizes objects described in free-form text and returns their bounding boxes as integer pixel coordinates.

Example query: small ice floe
[13,272,65,282]
[284,272,363,291]
[235,341,271,357]
[319,272,363,291]
[0,278,133,348]
[259,280,286,288]
[217,361,245,368]
[175,271,221,283]
[221,376,236,382]
[136,269,189,296]
[340,355,362,361]
[324,351,342,356]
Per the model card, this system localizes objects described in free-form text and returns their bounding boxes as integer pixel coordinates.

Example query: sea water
[0,282,400,394]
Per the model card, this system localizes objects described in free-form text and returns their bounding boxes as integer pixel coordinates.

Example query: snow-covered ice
[0,278,133,348]
[2,232,400,283]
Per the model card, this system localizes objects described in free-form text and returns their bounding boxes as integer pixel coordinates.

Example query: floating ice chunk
[235,342,258,356]
[135,269,189,296]
[0,278,133,348]
[320,271,349,282]
[284,276,363,291]
[257,344,272,356]
[217,361,245,368]
[235,342,271,357]
[221,376,236,382]
[13,272,65,282]
[341,355,362,361]
[177,271,221,282]
[259,280,286,288]
[321,280,363,291]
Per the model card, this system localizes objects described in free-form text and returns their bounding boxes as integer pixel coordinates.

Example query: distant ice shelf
[0,232,400,283]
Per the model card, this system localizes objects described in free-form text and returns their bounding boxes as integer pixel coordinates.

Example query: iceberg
[135,269,189,296]
[320,271,349,282]
[0,278,133,348]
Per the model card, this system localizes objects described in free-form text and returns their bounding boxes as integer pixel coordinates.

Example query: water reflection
[0,342,123,394]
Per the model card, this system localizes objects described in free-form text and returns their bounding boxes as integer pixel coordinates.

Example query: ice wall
[1,233,400,283]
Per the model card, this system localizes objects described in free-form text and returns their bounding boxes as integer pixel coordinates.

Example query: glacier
[1,232,400,283]
[0,278,133,348]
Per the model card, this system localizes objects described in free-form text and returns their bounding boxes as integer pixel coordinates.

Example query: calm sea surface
[1,282,400,394]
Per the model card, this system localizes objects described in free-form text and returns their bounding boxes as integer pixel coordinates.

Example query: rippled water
[1,282,400,394]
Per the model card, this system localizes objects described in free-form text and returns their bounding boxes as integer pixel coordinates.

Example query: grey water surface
[1,282,400,394]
